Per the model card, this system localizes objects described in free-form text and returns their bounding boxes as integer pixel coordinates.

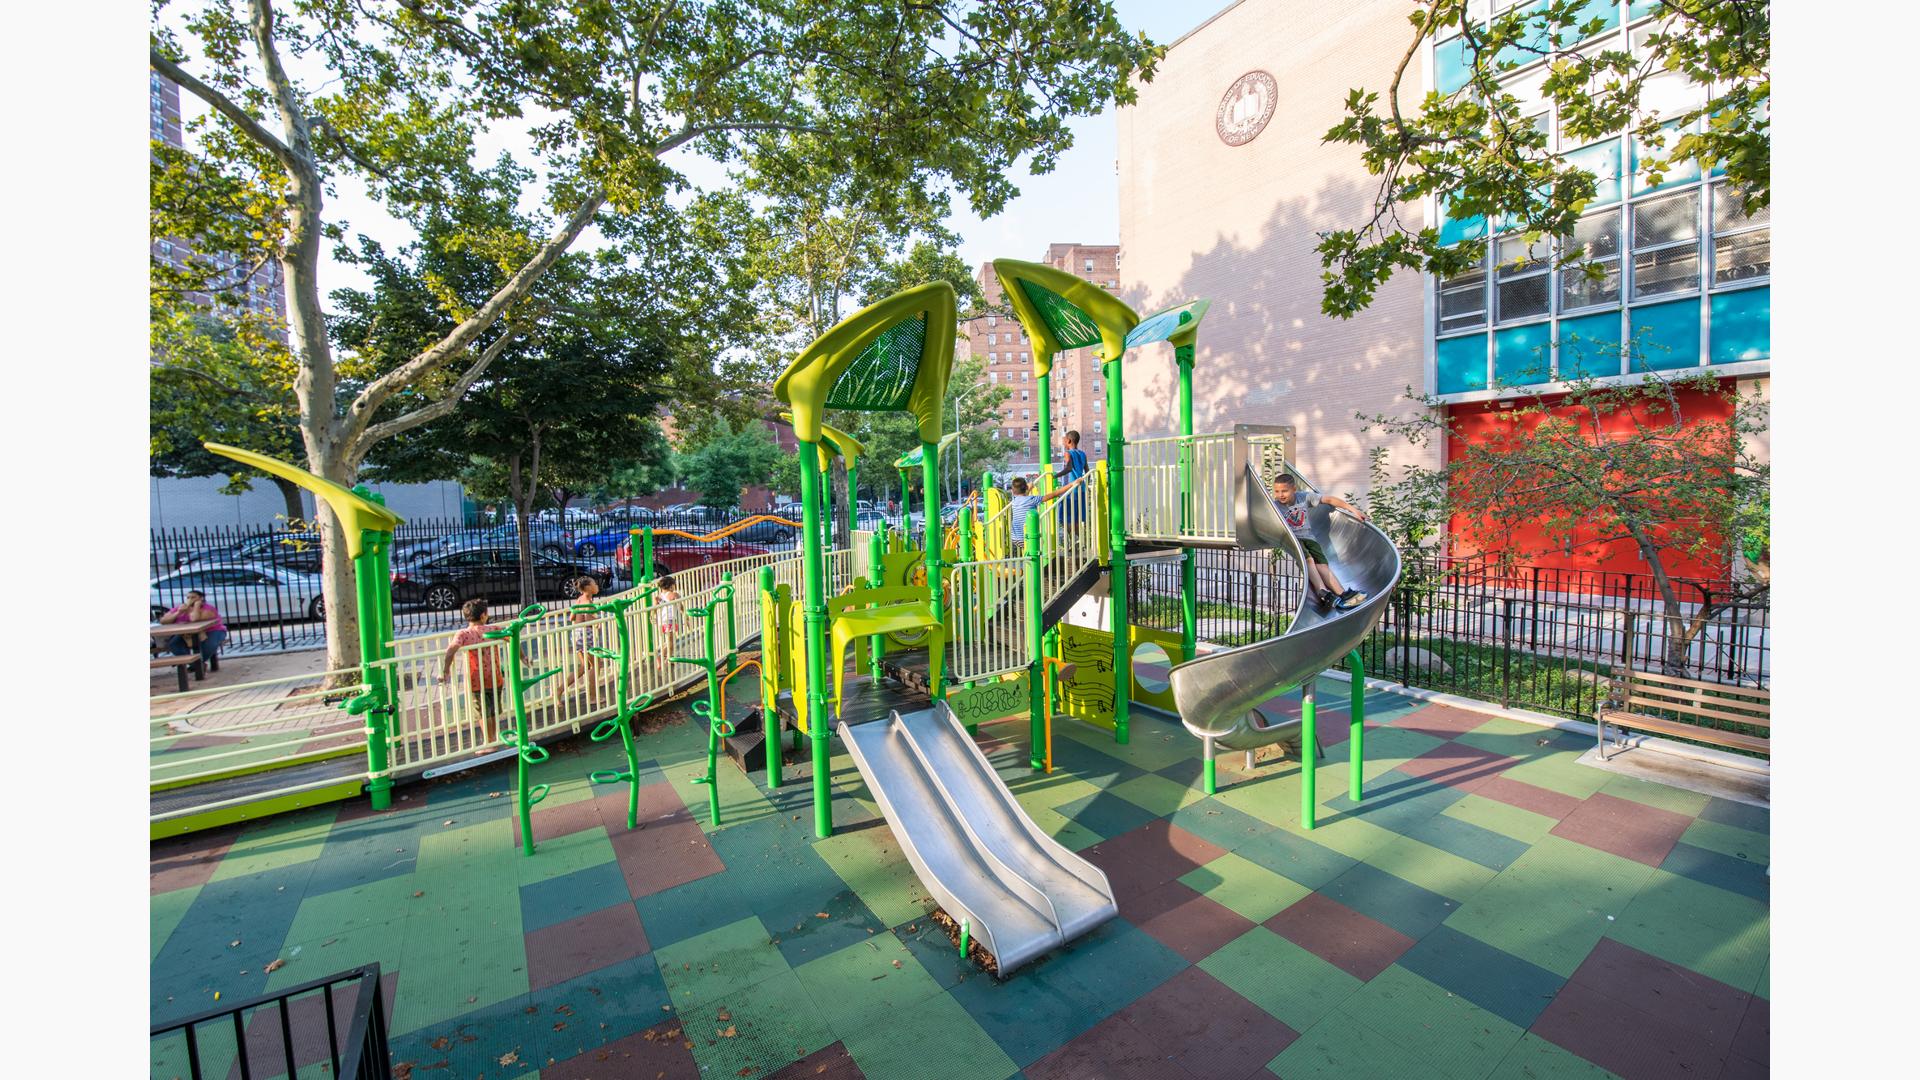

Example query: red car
[616,538,772,578]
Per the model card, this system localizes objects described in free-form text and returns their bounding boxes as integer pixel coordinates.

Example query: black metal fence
[149,964,391,1080]
[1128,549,1770,723]
[149,510,803,656]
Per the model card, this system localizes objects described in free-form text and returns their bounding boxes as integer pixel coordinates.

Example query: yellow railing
[946,556,1030,681]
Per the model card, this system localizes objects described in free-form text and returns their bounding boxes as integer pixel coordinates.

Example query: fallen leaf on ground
[719,1025,737,1038]
[498,1050,520,1066]
[716,1009,731,1022]
[263,959,285,974]
[412,890,424,898]
[428,1037,450,1051]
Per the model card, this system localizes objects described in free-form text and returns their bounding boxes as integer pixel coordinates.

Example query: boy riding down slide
[1270,471,1369,612]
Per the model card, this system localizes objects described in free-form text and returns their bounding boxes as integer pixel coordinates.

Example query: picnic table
[151,619,218,692]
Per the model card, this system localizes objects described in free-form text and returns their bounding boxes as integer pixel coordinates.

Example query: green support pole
[1202,738,1217,796]
[921,440,944,700]
[485,606,558,855]
[586,594,652,829]
[899,469,911,536]
[957,506,975,692]
[1025,509,1045,770]
[867,530,885,681]
[1037,371,1053,483]
[1301,681,1318,830]
[1104,353,1130,744]
[1348,650,1366,803]
[759,566,781,792]
[350,538,394,810]
[1176,345,1198,663]
[797,441,834,838]
[640,527,655,584]
[675,580,736,827]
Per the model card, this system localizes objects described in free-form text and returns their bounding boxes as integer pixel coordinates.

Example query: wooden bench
[151,653,205,693]
[1597,668,1769,759]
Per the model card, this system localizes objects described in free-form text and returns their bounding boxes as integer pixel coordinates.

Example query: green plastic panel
[1017,280,1103,350]
[1630,298,1702,371]
[1436,334,1490,395]
[1557,311,1625,379]
[1710,287,1769,364]
[824,315,927,411]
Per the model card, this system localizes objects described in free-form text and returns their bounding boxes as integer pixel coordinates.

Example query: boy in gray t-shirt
[1006,476,1070,544]
[1271,472,1370,611]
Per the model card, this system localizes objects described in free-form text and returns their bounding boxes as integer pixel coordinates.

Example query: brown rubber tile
[525,902,651,993]
[1549,792,1693,867]
[510,793,609,848]
[1264,891,1415,981]
[1718,1053,1767,1080]
[1730,996,1768,1066]
[1123,880,1257,963]
[610,813,726,898]
[238,971,398,1079]
[150,830,235,895]
[541,1018,703,1079]
[765,1041,865,1080]
[1477,775,1583,820]
[1387,702,1491,741]
[1083,819,1230,903]
[1026,1007,1199,1080]
[1533,978,1730,1079]
[1113,966,1298,1078]
[1569,938,1749,1052]
[1393,741,1518,793]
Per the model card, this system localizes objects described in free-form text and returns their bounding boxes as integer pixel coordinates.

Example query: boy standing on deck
[441,599,504,751]
[1270,472,1370,612]
[1053,429,1091,523]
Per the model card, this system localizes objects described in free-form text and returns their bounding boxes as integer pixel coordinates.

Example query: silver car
[151,562,326,624]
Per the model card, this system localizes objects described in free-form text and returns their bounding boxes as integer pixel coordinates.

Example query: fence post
[1025,509,1045,771]
[1499,597,1513,710]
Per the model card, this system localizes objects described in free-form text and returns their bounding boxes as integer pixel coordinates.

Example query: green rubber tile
[1441,852,1639,979]
[1168,799,1279,853]
[1679,817,1769,865]
[676,969,838,1080]
[1109,771,1207,816]
[792,931,945,1034]
[1020,802,1104,851]
[1487,1033,1623,1079]
[1273,811,1399,863]
[814,825,937,929]
[1065,721,1193,772]
[1180,852,1312,924]
[1339,965,1525,1080]
[1212,773,1302,828]
[1443,793,1558,843]
[514,823,617,887]
[1495,754,1609,799]
[1698,796,1769,833]
[1607,869,1769,991]
[151,885,201,963]
[1356,725,1450,769]
[1598,772,1710,817]
[390,870,528,1034]
[416,816,515,876]
[1009,774,1102,814]
[843,989,1018,1080]
[1501,835,1655,913]
[285,873,417,944]
[1266,1007,1431,1079]
[653,915,790,1010]
[207,808,340,883]
[268,916,405,994]
[1366,835,1498,902]
[1454,715,1583,758]
[668,764,778,832]
[1754,958,1769,999]
[1199,926,1362,1032]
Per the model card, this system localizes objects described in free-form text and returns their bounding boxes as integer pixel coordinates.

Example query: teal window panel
[1557,311,1624,379]
[1571,0,1621,40]
[1629,1,1663,20]
[1710,286,1769,363]
[1629,298,1702,370]
[1565,139,1623,205]
[1495,322,1554,385]
[1438,193,1487,246]
[1436,334,1490,394]
[1435,35,1472,95]
[1633,121,1701,194]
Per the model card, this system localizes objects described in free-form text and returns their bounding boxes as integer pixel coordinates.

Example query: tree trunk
[830,457,852,548]
[267,475,308,524]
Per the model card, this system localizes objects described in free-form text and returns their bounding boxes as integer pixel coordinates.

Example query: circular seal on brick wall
[1216,70,1278,147]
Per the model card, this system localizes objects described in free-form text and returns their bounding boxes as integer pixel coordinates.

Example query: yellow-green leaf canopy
[203,443,403,558]
[774,282,957,445]
[991,259,1140,378]
[779,412,868,469]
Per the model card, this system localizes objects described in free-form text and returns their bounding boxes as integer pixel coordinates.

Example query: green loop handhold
[589,768,634,785]
[691,776,713,786]
[590,718,622,742]
[588,647,619,660]
[521,744,550,764]
[527,782,550,806]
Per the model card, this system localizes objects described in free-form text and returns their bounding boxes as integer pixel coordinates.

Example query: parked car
[727,518,799,544]
[390,546,612,611]
[615,538,772,578]
[438,522,574,559]
[573,524,646,558]
[176,532,324,574]
[598,506,658,527]
[152,563,326,624]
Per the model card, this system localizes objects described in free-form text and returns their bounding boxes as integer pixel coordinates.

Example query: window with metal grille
[1561,208,1623,311]
[1711,183,1769,286]
[1495,233,1551,323]
[1631,190,1700,300]
[1438,266,1488,333]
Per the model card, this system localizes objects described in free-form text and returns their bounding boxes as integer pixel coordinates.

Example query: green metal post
[1348,650,1366,803]
[899,469,911,535]
[760,566,780,792]
[797,441,834,838]
[1025,509,1045,770]
[351,539,394,810]
[1176,344,1198,662]
[586,594,650,829]
[867,530,885,681]
[957,506,975,692]
[1037,371,1053,483]
[1301,682,1318,830]
[1105,353,1130,744]
[921,440,944,700]
[640,527,655,583]
[1202,738,1217,796]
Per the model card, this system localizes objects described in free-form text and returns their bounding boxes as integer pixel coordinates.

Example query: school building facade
[1114,0,1769,576]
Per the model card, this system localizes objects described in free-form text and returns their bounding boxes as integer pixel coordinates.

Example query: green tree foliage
[152,0,1160,667]
[674,420,783,514]
[150,311,311,520]
[1319,0,1768,316]
[848,354,1013,505]
[1365,365,1768,674]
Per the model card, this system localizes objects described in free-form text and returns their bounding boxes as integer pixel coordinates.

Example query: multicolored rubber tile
[150,675,1769,1079]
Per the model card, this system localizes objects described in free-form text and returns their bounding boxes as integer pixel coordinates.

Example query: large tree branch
[148,47,298,171]
[352,329,521,455]
[345,188,606,438]
[150,364,270,402]
[248,0,320,185]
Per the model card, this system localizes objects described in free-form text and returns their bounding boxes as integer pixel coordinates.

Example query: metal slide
[1168,462,1403,751]
[838,703,1118,975]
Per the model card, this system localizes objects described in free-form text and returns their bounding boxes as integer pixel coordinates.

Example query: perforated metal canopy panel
[1017,280,1103,351]
[824,314,927,411]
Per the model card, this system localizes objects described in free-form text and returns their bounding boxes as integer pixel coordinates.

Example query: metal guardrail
[946,556,1030,681]
[149,964,391,1080]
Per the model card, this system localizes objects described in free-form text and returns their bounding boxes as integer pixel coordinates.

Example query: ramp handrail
[888,709,1063,938]
[945,556,1030,681]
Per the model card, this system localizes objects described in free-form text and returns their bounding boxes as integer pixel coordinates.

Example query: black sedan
[390,546,612,611]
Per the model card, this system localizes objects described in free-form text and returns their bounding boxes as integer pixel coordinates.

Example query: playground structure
[148,266,1403,976]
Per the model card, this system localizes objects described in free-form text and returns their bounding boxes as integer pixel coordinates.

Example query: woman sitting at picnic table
[158,590,227,665]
